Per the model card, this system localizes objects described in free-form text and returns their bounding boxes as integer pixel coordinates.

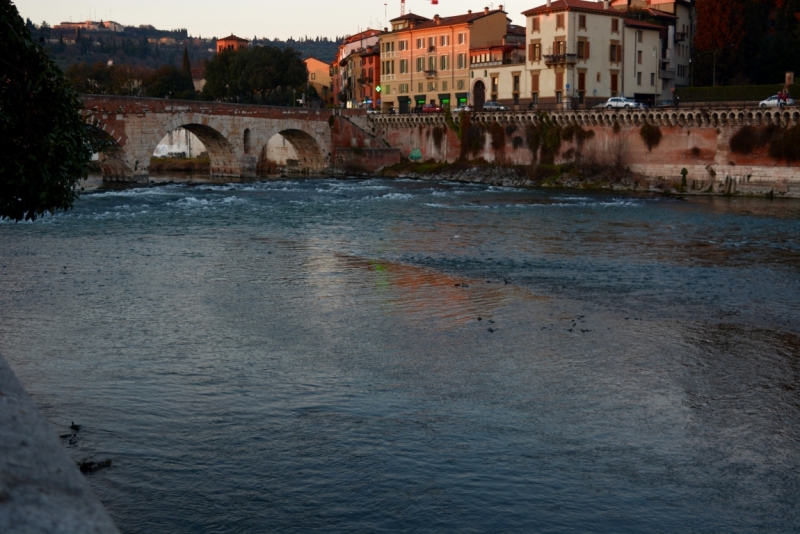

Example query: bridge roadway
[81,95,367,182]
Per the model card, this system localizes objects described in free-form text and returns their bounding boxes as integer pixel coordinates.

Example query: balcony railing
[425,70,437,78]
[428,45,436,53]
[543,53,577,66]
[659,69,676,79]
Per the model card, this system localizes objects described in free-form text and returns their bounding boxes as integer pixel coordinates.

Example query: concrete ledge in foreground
[0,354,120,533]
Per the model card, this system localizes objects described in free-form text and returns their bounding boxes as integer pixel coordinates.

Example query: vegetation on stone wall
[489,122,505,152]
[729,124,779,154]
[458,113,486,160]
[767,124,800,162]
[639,122,662,152]
[444,107,460,136]
[561,123,596,149]
[432,126,445,150]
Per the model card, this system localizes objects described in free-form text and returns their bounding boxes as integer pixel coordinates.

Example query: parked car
[366,108,380,115]
[760,95,796,108]
[603,97,644,109]
[422,103,443,113]
[454,104,473,113]
[481,101,510,112]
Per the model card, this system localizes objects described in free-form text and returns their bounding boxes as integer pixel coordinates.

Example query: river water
[1,177,799,533]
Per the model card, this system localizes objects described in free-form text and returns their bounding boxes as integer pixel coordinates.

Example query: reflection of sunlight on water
[332,253,546,327]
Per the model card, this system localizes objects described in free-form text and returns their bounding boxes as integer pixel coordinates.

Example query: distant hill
[28,19,341,72]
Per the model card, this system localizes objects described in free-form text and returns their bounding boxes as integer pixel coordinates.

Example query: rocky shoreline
[379,163,796,198]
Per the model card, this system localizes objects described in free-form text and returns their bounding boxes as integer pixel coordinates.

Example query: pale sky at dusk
[15,0,535,40]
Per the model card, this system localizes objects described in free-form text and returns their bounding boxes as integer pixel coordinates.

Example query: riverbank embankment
[0,354,119,533]
[380,161,799,198]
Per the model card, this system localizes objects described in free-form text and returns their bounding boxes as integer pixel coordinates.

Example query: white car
[759,95,795,108]
[604,97,643,109]
[481,101,510,111]
[454,104,472,113]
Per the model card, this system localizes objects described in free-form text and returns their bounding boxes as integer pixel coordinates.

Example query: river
[1,176,798,533]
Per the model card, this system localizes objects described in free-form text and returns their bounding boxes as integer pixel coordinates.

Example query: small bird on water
[70,422,81,431]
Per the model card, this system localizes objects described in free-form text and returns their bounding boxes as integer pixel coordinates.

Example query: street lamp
[692,43,734,87]
[654,46,659,107]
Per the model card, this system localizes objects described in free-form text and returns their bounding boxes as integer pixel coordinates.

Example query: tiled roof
[398,9,506,31]
[389,13,430,23]
[217,35,249,42]
[624,18,666,30]
[522,0,619,15]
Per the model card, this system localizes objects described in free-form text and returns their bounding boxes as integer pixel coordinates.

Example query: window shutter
[585,41,590,59]
[556,72,563,90]
[616,45,622,62]
[529,43,535,61]
[578,72,586,91]
[531,73,539,92]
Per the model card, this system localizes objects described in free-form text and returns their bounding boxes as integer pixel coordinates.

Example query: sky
[15,0,537,41]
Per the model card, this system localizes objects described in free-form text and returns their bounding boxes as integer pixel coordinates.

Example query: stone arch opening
[87,124,130,180]
[244,129,252,155]
[262,129,326,173]
[177,124,240,176]
[473,80,486,111]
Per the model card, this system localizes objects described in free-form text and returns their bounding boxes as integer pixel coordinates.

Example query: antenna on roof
[401,0,405,16]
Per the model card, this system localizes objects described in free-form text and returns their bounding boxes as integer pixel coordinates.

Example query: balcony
[428,45,436,53]
[675,32,688,43]
[659,68,676,79]
[543,53,577,67]
[424,70,437,78]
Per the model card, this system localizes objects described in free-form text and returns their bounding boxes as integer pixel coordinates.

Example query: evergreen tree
[182,45,191,74]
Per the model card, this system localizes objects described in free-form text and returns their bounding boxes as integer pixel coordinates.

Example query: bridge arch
[262,128,328,172]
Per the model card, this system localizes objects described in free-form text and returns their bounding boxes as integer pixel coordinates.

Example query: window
[529,42,541,62]
[416,38,424,49]
[596,72,601,83]
[400,83,409,93]
[440,35,449,46]
[650,72,655,86]
[457,79,465,90]
[440,55,449,71]
[637,72,642,85]
[428,81,436,91]
[391,61,395,74]
[578,72,586,91]
[556,14,565,29]
[416,57,424,72]
[554,41,566,55]
[457,53,467,69]
[491,77,499,93]
[579,15,586,29]
[610,43,621,62]
[637,30,643,43]
[428,56,435,71]
[311,73,316,80]
[531,72,539,93]
[555,71,564,91]
[556,91,563,103]
[458,32,466,45]
[442,81,448,91]
[532,92,539,105]
[399,40,407,51]
[532,17,540,32]
[577,41,590,60]
[428,37,435,50]
[399,59,408,74]
[611,73,618,94]
[418,82,423,92]
[513,75,520,92]
[612,18,619,33]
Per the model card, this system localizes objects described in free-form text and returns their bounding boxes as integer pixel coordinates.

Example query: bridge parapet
[369,107,800,129]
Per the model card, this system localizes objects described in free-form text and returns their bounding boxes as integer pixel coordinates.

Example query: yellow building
[305,57,333,105]
[379,8,508,113]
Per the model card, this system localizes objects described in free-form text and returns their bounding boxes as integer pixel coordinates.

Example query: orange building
[216,35,249,53]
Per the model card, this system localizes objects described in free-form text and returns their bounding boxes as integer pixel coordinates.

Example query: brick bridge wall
[81,96,383,181]
[371,108,800,195]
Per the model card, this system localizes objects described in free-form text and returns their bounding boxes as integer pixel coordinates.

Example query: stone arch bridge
[81,95,360,182]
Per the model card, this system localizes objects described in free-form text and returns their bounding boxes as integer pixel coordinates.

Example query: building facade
[468,24,528,109]
[379,8,508,113]
[216,35,249,53]
[332,29,382,108]
[305,57,333,105]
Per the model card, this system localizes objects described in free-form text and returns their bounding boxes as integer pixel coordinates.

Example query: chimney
[603,0,609,9]
[434,14,441,25]
[499,5,504,11]
[546,0,551,7]
[484,7,490,14]
[468,10,472,14]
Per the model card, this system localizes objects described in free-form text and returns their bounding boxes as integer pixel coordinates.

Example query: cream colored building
[469,24,528,109]
[522,0,666,109]
[379,8,508,113]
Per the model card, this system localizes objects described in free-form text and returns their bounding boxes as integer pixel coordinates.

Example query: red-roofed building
[216,35,249,54]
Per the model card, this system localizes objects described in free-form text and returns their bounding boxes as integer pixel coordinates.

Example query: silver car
[604,97,642,109]
[482,101,510,112]
[759,95,795,108]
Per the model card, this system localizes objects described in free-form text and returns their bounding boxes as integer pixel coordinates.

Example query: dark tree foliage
[0,0,110,221]
[65,61,150,96]
[142,64,195,99]
[202,46,308,105]
[182,46,191,75]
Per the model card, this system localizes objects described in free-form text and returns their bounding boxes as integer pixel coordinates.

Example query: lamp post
[654,45,658,108]
[692,43,734,87]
